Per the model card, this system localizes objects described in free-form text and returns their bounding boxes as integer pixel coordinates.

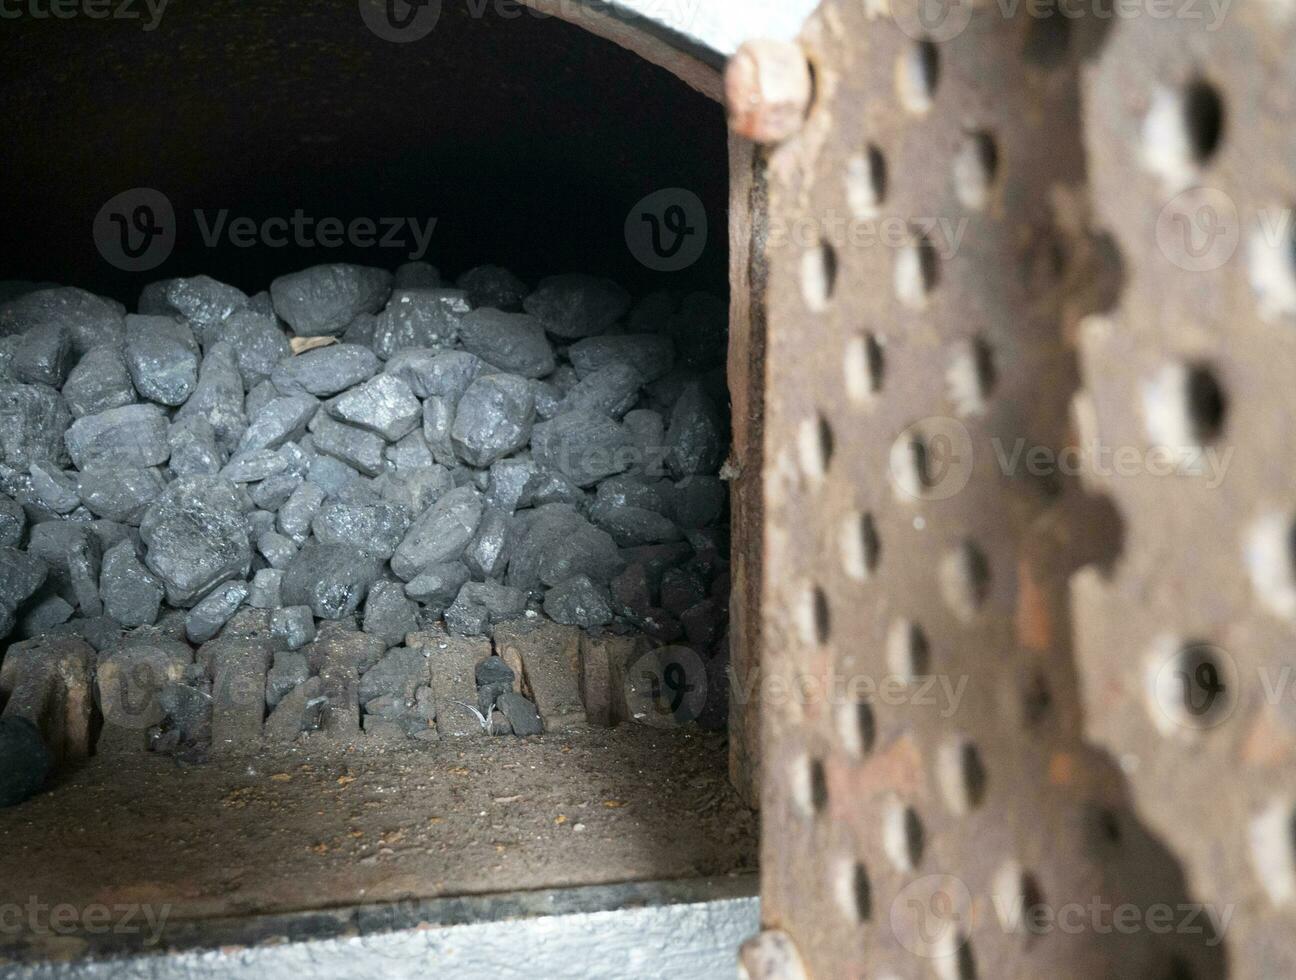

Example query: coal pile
[0,264,731,755]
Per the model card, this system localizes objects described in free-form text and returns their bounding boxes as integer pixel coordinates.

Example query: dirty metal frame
[739,0,1296,978]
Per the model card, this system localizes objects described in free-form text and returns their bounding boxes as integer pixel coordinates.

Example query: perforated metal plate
[749,1,1284,976]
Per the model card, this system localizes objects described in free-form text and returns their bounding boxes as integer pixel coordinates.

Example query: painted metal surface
[3,878,758,980]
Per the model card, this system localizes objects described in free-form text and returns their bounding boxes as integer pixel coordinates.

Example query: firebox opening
[0,1,754,961]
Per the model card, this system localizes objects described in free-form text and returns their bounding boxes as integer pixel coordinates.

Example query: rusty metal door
[731,1,1296,977]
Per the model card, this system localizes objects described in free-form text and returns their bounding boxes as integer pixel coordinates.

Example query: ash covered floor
[0,727,755,957]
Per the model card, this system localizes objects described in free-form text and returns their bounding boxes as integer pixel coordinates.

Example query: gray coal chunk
[517,468,586,511]
[270,264,392,337]
[279,480,326,543]
[309,412,386,477]
[0,287,125,356]
[251,473,302,511]
[537,519,624,588]
[475,654,515,715]
[559,363,643,419]
[244,379,279,419]
[421,396,456,466]
[185,580,249,643]
[77,466,166,525]
[48,614,124,653]
[248,568,284,609]
[327,374,420,442]
[123,315,199,406]
[247,509,277,539]
[371,288,470,358]
[362,581,419,647]
[0,494,25,547]
[266,651,310,707]
[281,541,383,619]
[14,321,72,386]
[390,485,484,581]
[463,507,513,580]
[27,462,80,514]
[544,574,614,628]
[209,309,291,388]
[444,581,526,636]
[595,474,672,516]
[505,504,620,591]
[0,717,50,807]
[523,274,630,339]
[159,276,249,342]
[257,531,299,569]
[458,265,528,310]
[167,415,223,478]
[99,539,163,627]
[404,561,470,611]
[61,347,136,419]
[568,333,675,382]
[666,292,728,370]
[18,592,75,637]
[666,381,727,477]
[530,411,633,487]
[450,375,535,467]
[270,606,315,652]
[395,261,442,290]
[497,692,543,736]
[457,309,555,379]
[272,343,380,397]
[681,598,724,650]
[485,457,536,513]
[380,465,452,515]
[385,349,484,400]
[341,312,377,348]
[237,394,319,453]
[661,566,707,617]
[620,542,693,595]
[220,448,284,484]
[306,454,361,497]
[359,646,429,703]
[532,380,563,421]
[0,546,47,610]
[139,476,253,606]
[670,475,727,528]
[589,498,681,547]
[0,384,72,468]
[311,499,410,559]
[176,341,246,451]
[624,409,667,476]
[65,403,169,472]
[610,562,652,616]
[385,430,434,472]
